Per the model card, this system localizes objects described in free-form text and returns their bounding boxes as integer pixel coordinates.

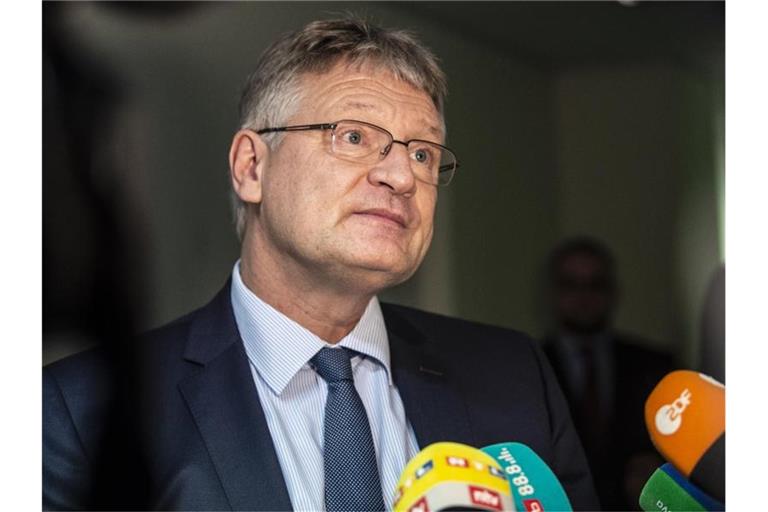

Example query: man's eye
[342,130,364,145]
[413,147,433,165]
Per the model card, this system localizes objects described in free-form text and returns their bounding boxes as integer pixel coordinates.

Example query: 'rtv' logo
[469,486,503,511]
[655,388,691,435]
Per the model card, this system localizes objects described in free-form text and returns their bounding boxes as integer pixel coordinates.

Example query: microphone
[482,442,572,512]
[639,463,725,511]
[393,442,515,512]
[644,370,725,502]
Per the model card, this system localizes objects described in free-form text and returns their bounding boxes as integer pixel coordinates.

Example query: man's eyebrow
[338,101,444,140]
[424,124,444,140]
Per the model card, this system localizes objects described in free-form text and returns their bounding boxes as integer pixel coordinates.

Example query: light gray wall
[553,61,723,360]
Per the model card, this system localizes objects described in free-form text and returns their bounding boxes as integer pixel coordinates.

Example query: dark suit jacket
[543,334,676,510]
[44,281,599,510]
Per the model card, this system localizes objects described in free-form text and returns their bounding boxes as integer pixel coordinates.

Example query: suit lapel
[179,281,292,511]
[173,287,474,509]
[383,305,475,449]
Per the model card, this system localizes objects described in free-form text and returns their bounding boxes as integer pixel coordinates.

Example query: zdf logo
[655,388,692,435]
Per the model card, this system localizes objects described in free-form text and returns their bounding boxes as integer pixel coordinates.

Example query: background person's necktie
[311,347,386,511]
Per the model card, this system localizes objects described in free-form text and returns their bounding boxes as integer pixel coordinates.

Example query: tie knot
[311,347,354,383]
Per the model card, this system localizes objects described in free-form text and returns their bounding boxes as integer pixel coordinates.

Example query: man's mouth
[354,208,408,228]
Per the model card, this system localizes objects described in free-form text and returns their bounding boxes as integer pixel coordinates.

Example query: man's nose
[367,142,417,195]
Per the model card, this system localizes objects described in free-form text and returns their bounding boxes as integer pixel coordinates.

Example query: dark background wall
[43,1,724,367]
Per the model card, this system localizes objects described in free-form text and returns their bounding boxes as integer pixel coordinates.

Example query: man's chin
[332,254,417,290]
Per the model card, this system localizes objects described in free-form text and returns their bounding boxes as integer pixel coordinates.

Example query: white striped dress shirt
[230,261,420,511]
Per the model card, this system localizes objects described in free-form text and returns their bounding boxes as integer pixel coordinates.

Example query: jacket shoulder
[380,302,546,383]
[381,303,600,510]
[380,302,534,347]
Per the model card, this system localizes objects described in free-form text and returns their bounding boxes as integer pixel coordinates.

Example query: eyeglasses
[256,119,459,186]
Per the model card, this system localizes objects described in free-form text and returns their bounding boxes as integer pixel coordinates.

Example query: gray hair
[231,16,448,240]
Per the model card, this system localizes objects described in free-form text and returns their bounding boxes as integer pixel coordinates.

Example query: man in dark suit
[542,236,676,510]
[44,18,599,511]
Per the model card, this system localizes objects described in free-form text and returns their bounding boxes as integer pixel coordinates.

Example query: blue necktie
[311,347,386,511]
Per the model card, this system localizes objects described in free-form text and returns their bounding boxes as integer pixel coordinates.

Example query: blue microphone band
[482,442,573,512]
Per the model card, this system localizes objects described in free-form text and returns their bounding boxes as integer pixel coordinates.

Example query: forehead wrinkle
[335,100,383,117]
[300,70,445,141]
[311,77,434,115]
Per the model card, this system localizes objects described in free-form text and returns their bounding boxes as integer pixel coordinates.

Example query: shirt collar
[230,260,393,395]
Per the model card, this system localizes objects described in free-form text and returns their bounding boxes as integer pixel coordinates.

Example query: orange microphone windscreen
[644,370,724,492]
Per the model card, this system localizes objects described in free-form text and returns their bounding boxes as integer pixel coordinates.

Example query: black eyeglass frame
[255,119,459,186]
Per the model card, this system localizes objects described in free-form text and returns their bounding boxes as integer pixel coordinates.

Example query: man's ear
[229,129,269,205]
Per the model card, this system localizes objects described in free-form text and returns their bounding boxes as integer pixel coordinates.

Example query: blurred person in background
[542,236,676,510]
